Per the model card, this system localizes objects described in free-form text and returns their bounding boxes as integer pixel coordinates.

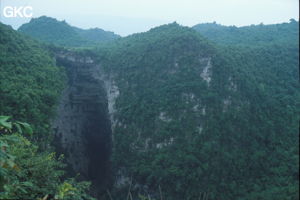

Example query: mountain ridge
[192,19,299,46]
[18,16,121,47]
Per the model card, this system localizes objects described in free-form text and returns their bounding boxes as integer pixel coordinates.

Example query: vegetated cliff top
[97,22,216,64]
[193,19,299,46]
[18,16,120,47]
[109,22,213,48]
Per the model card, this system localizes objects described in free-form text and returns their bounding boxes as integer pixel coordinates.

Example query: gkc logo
[3,6,33,18]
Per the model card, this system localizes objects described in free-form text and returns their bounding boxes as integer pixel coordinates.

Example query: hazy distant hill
[193,19,299,46]
[72,26,120,43]
[18,16,120,47]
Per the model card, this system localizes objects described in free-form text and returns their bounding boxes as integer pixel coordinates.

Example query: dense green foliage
[95,22,299,199]
[0,23,95,199]
[0,116,95,200]
[0,23,65,140]
[18,16,120,47]
[193,19,299,46]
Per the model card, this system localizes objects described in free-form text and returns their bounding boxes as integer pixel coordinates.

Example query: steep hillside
[0,23,94,199]
[193,19,299,46]
[0,22,65,138]
[18,16,120,47]
[94,23,299,200]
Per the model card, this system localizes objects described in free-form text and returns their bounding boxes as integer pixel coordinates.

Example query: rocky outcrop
[200,57,212,85]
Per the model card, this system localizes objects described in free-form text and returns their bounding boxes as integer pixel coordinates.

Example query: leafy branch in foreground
[0,116,95,200]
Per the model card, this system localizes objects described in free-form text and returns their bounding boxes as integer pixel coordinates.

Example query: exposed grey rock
[200,57,212,84]
[158,112,172,122]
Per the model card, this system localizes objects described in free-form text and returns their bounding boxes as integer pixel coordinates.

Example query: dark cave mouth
[54,54,113,191]
[84,109,112,186]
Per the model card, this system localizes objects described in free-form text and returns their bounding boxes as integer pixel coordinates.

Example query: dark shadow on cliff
[52,52,113,197]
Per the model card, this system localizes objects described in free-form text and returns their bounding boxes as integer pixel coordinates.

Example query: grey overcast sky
[0,0,298,36]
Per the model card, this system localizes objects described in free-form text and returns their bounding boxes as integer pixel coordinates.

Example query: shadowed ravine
[52,51,112,194]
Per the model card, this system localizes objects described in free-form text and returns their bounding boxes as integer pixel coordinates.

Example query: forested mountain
[0,23,94,199]
[193,19,299,46]
[18,16,120,47]
[94,22,299,200]
[1,18,299,200]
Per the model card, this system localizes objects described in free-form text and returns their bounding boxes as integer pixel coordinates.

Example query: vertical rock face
[92,68,120,136]
[52,52,112,187]
[200,57,212,85]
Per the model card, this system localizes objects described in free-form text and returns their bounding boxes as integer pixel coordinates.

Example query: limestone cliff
[52,51,114,189]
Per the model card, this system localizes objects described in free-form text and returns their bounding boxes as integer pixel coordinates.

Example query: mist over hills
[0,16,299,200]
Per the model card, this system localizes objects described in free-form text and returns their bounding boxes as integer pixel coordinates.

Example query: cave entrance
[53,53,112,194]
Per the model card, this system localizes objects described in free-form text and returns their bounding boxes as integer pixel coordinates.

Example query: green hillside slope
[0,23,95,200]
[95,22,299,200]
[0,23,65,137]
